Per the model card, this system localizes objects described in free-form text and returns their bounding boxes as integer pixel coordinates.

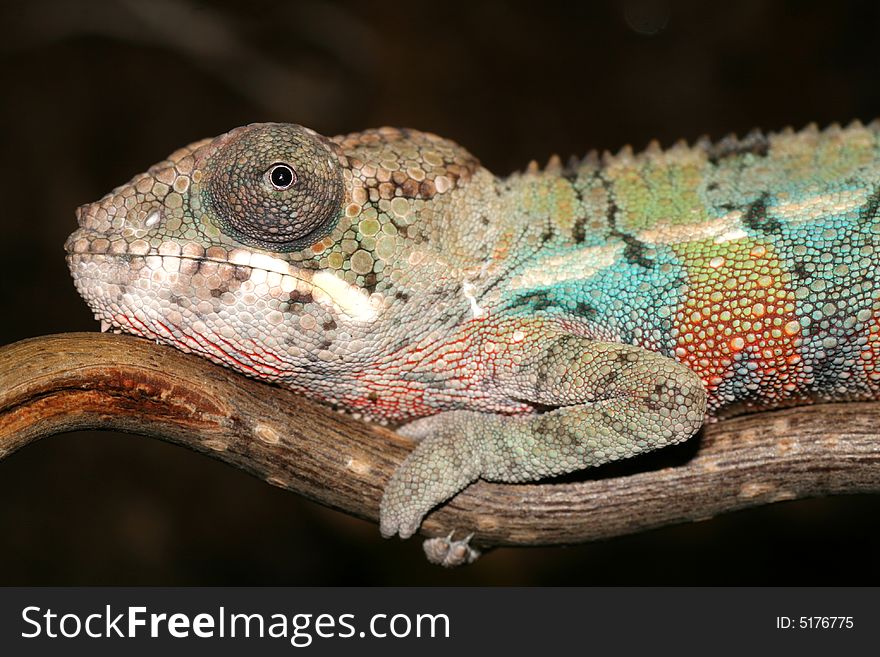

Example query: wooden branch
[1,333,879,548]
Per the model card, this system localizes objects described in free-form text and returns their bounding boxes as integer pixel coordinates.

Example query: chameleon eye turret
[199,123,345,251]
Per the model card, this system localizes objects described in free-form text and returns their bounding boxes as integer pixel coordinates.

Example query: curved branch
[1,333,879,547]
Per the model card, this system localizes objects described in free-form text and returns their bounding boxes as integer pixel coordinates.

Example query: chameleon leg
[380,339,707,539]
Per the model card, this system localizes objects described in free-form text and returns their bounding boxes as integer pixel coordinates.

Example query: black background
[1,0,879,584]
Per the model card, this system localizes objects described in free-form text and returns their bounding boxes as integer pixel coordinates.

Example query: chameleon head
[65,122,483,390]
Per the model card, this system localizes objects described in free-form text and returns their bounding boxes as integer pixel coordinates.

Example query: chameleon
[66,120,880,565]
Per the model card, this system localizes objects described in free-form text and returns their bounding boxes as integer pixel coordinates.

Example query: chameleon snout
[66,180,176,258]
[65,204,96,255]
[70,202,99,235]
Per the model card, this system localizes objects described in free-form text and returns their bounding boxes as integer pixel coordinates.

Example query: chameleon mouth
[65,228,379,323]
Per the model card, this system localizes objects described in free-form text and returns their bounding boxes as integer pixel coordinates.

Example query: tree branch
[1,333,879,548]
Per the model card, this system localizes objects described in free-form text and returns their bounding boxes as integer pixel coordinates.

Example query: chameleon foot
[423,532,481,567]
[380,339,706,539]
[380,411,486,539]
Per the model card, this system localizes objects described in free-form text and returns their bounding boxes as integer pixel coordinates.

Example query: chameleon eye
[200,124,344,252]
[268,163,296,190]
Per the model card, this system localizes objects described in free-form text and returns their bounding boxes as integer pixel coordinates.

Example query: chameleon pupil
[270,164,295,189]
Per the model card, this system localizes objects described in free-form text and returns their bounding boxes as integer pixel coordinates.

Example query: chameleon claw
[422,531,481,568]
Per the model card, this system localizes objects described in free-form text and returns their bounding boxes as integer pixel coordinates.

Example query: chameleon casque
[67,120,880,562]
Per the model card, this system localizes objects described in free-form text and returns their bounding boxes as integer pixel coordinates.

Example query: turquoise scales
[500,122,880,417]
[66,120,880,562]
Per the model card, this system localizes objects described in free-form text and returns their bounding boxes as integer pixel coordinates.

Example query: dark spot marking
[620,234,653,267]
[234,266,251,281]
[323,319,337,330]
[367,392,379,402]
[541,226,555,244]
[792,261,808,279]
[289,290,314,304]
[363,272,378,294]
[597,371,620,389]
[394,290,410,302]
[743,193,781,235]
[595,170,654,269]
[389,216,409,237]
[606,196,619,226]
[400,178,421,199]
[643,398,662,411]
[574,301,598,320]
[210,288,223,298]
[535,363,550,389]
[445,283,462,298]
[859,186,880,222]
[509,290,558,312]
[706,181,719,191]
[519,400,560,414]
[572,216,587,243]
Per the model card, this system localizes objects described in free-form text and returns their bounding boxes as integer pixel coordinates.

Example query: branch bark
[1,333,879,548]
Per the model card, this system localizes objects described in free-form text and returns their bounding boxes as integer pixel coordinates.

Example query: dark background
[1,0,879,585]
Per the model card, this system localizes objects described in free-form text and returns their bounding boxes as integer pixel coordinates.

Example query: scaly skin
[66,120,880,553]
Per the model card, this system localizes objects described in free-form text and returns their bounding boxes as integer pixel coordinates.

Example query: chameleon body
[67,121,880,557]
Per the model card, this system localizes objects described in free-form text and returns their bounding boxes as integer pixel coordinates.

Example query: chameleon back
[496,122,880,416]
